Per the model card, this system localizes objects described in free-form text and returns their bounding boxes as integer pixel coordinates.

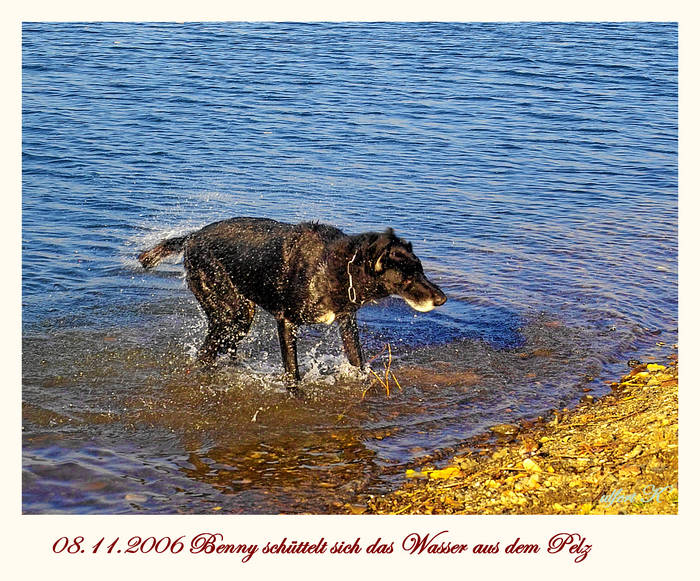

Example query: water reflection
[22,309,636,513]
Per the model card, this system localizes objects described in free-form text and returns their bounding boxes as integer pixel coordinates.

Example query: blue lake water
[22,22,677,513]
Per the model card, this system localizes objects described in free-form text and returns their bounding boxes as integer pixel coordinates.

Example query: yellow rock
[647,363,667,372]
[523,458,542,472]
[625,444,644,459]
[492,449,509,460]
[428,466,461,480]
[405,469,425,479]
[443,497,464,509]
[523,474,541,490]
[579,503,593,515]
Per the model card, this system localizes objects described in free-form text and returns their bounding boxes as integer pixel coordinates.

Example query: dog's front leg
[277,317,300,384]
[338,314,363,368]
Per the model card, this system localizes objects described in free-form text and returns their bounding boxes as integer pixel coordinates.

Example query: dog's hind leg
[338,314,363,368]
[199,297,255,365]
[184,248,255,366]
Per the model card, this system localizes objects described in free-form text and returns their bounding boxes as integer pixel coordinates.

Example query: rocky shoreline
[353,358,678,515]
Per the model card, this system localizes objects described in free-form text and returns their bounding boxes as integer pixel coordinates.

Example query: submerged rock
[489,423,519,437]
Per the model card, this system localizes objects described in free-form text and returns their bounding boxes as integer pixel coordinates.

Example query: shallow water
[22,22,677,513]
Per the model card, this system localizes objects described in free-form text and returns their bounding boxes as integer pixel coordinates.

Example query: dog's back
[186,218,343,319]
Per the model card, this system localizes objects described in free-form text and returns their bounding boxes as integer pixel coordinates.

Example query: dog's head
[365,229,447,312]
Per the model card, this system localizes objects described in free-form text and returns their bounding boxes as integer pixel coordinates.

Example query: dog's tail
[138,235,189,269]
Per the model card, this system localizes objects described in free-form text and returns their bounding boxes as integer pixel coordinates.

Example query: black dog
[138,217,446,383]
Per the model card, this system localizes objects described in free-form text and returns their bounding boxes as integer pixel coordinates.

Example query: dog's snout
[434,288,447,306]
[424,276,447,307]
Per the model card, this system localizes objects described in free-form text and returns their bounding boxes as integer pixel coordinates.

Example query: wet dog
[138,217,446,383]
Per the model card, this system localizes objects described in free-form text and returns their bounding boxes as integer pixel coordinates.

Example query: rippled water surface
[22,22,677,513]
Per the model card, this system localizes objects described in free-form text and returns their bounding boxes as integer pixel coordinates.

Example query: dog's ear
[374,253,385,273]
[369,229,396,273]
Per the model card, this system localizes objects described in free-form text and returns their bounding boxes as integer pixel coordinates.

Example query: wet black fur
[138,217,446,384]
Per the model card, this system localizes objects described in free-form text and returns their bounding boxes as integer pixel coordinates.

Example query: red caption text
[52,531,592,564]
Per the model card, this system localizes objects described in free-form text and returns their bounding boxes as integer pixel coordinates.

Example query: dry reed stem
[362,342,402,399]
